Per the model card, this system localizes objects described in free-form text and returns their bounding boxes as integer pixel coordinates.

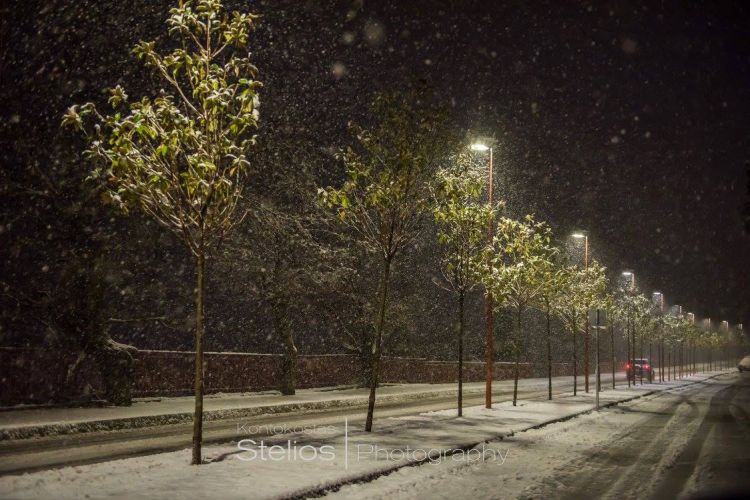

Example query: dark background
[1,0,748,357]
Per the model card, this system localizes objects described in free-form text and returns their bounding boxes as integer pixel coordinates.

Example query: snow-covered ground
[1,373,732,500]
[328,373,744,500]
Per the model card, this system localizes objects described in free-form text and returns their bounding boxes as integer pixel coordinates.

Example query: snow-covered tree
[617,291,651,385]
[483,215,557,406]
[534,254,568,400]
[432,153,498,415]
[63,0,261,465]
[320,86,458,431]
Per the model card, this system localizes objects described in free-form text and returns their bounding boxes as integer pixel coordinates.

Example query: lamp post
[687,312,695,375]
[652,291,663,382]
[471,141,494,409]
[622,271,635,385]
[572,232,590,393]
[571,232,589,268]
[655,292,666,381]
[593,308,605,409]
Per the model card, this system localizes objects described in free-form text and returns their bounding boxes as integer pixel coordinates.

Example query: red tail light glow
[643,364,650,369]
[625,363,631,369]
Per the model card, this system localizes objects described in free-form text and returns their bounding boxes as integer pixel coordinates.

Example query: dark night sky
[283,0,749,326]
[1,0,749,331]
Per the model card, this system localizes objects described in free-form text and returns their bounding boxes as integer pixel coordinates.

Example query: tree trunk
[572,315,578,396]
[659,339,663,382]
[595,312,600,392]
[484,292,493,409]
[192,251,206,465]
[658,339,662,382]
[365,258,392,432]
[626,320,631,388]
[512,307,522,406]
[649,342,652,383]
[639,335,643,385]
[661,339,665,382]
[274,300,297,396]
[631,322,636,385]
[669,346,676,380]
[100,340,136,406]
[458,290,465,417]
[611,321,616,389]
[584,313,590,393]
[692,343,696,375]
[62,349,88,401]
[546,305,552,401]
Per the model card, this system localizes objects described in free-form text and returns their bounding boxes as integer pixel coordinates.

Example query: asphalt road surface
[535,372,750,500]
[323,372,750,500]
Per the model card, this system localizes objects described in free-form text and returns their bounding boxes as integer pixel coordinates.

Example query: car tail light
[625,363,631,369]
[643,364,650,369]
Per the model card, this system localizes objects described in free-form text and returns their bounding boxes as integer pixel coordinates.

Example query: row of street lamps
[469,140,743,408]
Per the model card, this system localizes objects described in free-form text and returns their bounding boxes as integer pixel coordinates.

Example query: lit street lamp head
[470,143,490,151]
[571,232,586,239]
[622,271,633,276]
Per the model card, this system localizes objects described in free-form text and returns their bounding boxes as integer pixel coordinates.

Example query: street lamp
[621,270,636,386]
[572,231,590,392]
[470,140,494,409]
[652,291,665,312]
[571,232,589,269]
[621,270,635,291]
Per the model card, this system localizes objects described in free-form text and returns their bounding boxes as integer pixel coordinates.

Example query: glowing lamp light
[571,233,585,239]
[470,143,490,151]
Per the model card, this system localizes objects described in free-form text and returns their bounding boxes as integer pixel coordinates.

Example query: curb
[0,385,503,441]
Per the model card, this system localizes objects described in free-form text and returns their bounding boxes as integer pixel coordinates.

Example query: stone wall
[0,347,533,406]
[549,361,617,378]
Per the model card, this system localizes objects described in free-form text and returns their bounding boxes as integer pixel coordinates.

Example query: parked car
[626,358,654,382]
[738,356,750,372]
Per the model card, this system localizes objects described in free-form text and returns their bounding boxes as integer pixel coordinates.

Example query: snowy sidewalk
[0,372,730,500]
[0,373,625,440]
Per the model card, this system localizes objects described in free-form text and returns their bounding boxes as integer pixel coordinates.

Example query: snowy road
[0,374,625,475]
[1,373,742,499]
[325,372,750,500]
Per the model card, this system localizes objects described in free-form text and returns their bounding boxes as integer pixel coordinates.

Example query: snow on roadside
[0,375,718,500]
[326,375,729,500]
